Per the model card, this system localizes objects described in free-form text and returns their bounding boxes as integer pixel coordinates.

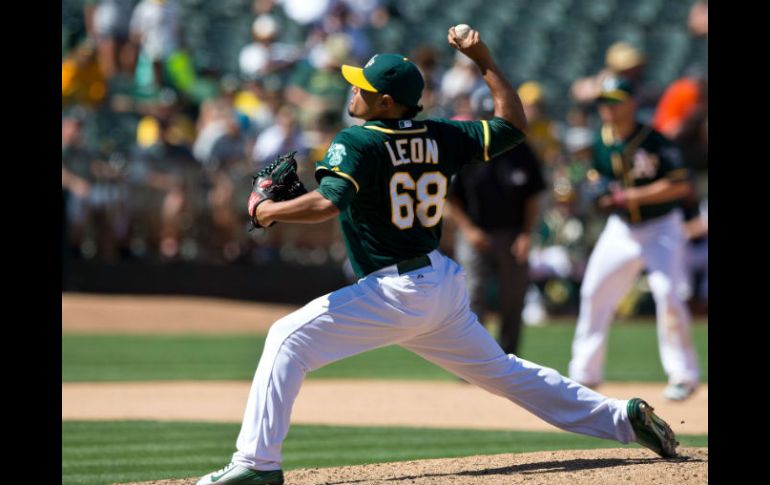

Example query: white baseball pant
[233,250,636,470]
[569,210,700,388]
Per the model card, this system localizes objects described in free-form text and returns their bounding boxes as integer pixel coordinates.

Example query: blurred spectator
[652,67,708,173]
[450,93,473,121]
[410,45,445,117]
[446,88,546,355]
[192,98,251,260]
[652,71,705,140]
[570,41,659,118]
[342,0,381,19]
[320,1,372,62]
[62,111,97,254]
[85,0,136,79]
[60,0,706,278]
[517,81,561,167]
[129,0,182,89]
[239,14,302,82]
[305,110,343,168]
[368,1,395,29]
[559,107,598,215]
[62,107,132,260]
[523,193,587,325]
[440,51,482,102]
[527,148,593,323]
[281,0,331,25]
[132,116,198,258]
[193,99,242,168]
[237,80,283,135]
[688,0,708,37]
[88,151,134,262]
[285,33,353,127]
[252,104,308,168]
[251,0,276,16]
[62,40,107,107]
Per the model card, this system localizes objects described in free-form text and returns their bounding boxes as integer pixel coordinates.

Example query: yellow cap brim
[341,65,378,92]
[597,90,631,103]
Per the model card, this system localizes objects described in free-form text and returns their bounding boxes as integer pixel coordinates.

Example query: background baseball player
[567,76,700,402]
[197,27,679,485]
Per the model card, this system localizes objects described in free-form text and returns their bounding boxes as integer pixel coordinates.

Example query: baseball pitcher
[197,28,679,485]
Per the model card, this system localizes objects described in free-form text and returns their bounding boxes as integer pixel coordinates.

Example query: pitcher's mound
[122,447,707,484]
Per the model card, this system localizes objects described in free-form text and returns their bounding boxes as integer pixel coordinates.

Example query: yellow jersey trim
[481,119,490,161]
[316,167,360,192]
[363,125,428,135]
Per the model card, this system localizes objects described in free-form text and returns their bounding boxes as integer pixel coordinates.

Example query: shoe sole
[638,401,679,458]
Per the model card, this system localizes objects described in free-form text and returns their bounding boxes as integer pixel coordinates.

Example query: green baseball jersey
[316,117,524,277]
[593,122,689,223]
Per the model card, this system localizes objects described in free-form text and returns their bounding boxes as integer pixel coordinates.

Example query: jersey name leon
[384,137,439,166]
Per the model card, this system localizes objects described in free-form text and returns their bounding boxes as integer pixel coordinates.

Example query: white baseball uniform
[228,115,638,471]
[232,250,635,470]
[568,123,700,392]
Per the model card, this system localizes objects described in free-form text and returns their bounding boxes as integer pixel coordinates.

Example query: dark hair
[402,104,423,119]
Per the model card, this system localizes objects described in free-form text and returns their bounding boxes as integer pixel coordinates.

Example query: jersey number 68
[389,171,447,229]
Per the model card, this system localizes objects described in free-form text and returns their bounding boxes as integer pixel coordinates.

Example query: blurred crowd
[62,0,708,314]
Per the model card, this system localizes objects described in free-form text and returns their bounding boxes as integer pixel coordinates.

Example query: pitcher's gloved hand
[248,151,307,230]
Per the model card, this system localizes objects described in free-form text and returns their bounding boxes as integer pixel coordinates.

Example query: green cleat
[627,398,679,458]
[196,463,284,485]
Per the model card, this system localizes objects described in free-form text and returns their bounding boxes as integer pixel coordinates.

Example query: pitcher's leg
[233,285,407,470]
[402,314,634,444]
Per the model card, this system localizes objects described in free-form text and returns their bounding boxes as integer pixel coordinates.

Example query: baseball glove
[248,151,307,230]
[585,170,624,204]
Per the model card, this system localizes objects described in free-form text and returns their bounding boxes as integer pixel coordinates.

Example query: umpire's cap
[342,54,424,107]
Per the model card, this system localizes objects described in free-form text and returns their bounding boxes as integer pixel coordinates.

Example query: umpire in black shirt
[447,87,546,355]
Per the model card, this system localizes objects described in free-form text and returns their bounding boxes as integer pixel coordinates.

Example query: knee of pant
[264,317,297,350]
[647,273,682,303]
[273,341,311,373]
[264,325,284,349]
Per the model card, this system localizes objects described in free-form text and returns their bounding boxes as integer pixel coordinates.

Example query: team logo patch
[631,149,660,179]
[365,55,377,68]
[327,143,347,166]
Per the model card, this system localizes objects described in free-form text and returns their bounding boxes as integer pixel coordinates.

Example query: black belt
[616,209,673,226]
[396,255,431,275]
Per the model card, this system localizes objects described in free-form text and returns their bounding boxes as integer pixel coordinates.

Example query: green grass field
[62,320,708,382]
[62,421,708,485]
[62,319,708,484]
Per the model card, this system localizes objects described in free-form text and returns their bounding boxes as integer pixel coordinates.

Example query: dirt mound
[62,293,298,334]
[63,380,708,434]
[120,447,707,484]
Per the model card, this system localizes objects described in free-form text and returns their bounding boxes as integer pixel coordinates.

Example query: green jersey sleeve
[428,117,525,171]
[316,176,356,211]
[485,117,527,160]
[656,136,690,182]
[314,128,372,193]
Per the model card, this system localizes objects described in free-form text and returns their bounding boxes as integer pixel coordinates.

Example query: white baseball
[454,24,472,39]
